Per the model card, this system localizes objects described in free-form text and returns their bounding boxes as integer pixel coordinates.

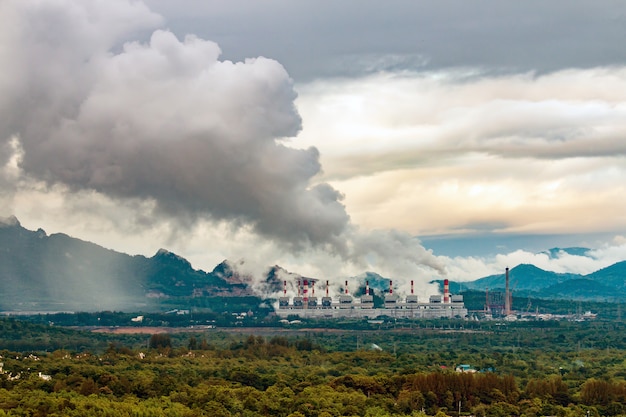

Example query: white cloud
[295,70,626,237]
[440,240,626,283]
[2,1,626,302]
[1,0,351,252]
[0,0,446,293]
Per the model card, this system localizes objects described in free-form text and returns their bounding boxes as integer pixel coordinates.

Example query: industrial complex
[276,278,468,319]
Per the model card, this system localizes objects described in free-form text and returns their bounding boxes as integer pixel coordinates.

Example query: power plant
[484,267,514,317]
[276,278,468,319]
[275,268,597,322]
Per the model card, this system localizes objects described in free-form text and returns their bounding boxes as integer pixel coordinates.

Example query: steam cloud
[0,0,444,286]
[1,1,349,249]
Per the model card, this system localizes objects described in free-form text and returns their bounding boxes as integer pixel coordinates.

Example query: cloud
[294,70,626,237]
[297,69,626,176]
[144,0,626,82]
[440,238,626,283]
[0,138,22,212]
[5,0,625,303]
[0,0,445,292]
[0,0,351,252]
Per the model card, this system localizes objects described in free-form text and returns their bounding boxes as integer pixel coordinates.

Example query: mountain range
[453,262,626,301]
[1,216,625,312]
[0,216,279,311]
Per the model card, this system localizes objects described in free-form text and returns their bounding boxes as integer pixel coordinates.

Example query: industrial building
[276,278,468,319]
[484,267,513,317]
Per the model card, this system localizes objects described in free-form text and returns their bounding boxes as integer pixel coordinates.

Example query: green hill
[0,217,250,311]
[585,261,626,289]
[462,263,577,292]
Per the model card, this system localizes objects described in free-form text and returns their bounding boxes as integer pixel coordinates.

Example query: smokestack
[505,267,510,315]
[297,280,301,297]
[326,280,329,297]
[444,279,450,303]
[283,280,287,296]
[389,280,393,295]
[366,280,370,296]
[311,280,315,296]
[485,287,489,313]
[345,280,349,295]
[411,280,414,295]
[303,279,309,303]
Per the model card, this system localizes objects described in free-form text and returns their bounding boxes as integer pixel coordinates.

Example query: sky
[2,0,626,296]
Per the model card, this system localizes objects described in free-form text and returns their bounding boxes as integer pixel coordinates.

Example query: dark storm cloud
[144,0,626,81]
[0,1,350,251]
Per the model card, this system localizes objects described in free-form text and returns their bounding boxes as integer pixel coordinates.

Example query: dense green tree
[149,333,172,350]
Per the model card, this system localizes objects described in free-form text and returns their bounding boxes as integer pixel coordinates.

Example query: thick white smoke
[1,1,350,251]
[0,0,445,294]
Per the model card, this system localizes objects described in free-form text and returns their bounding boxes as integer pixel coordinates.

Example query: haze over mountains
[0,216,250,311]
[1,217,625,312]
[455,261,626,301]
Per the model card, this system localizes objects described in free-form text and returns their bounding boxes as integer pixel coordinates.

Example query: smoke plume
[0,0,444,291]
[1,1,350,249]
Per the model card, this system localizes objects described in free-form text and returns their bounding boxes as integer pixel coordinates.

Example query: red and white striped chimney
[311,280,315,296]
[444,279,450,303]
[411,280,414,295]
[345,280,349,295]
[326,280,329,297]
[389,280,393,295]
[303,279,309,302]
[283,280,287,296]
[366,280,370,296]
[297,280,301,297]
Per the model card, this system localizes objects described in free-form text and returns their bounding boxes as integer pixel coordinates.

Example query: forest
[0,317,625,416]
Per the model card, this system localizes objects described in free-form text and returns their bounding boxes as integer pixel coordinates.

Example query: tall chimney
[311,280,315,296]
[485,287,489,313]
[411,280,414,295]
[283,280,287,296]
[303,279,309,303]
[326,280,329,297]
[505,267,510,315]
[345,280,349,295]
[389,280,393,295]
[297,280,301,297]
[366,280,370,296]
[444,279,450,303]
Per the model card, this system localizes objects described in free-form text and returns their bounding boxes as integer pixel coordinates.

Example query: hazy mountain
[0,217,245,311]
[455,256,626,301]
[2,218,625,311]
[462,264,579,292]
[351,272,389,293]
[541,278,618,300]
[585,261,626,290]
